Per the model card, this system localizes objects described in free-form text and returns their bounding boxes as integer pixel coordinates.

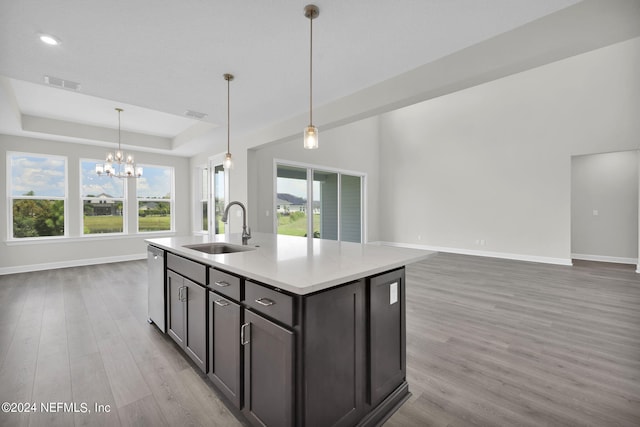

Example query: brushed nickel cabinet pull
[214,281,230,287]
[214,299,230,307]
[255,297,275,307]
[241,322,250,345]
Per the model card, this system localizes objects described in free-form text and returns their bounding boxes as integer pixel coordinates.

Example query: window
[212,164,225,234]
[194,163,225,234]
[137,165,174,232]
[8,153,67,238]
[276,162,364,242]
[80,159,126,234]
[195,166,209,232]
[276,165,308,237]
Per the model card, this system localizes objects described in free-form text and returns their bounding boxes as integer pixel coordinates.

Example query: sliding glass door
[276,162,364,242]
[276,165,309,237]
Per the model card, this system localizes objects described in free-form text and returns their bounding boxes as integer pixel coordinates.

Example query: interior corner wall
[0,134,191,274]
[571,151,638,262]
[249,116,381,242]
[378,37,640,264]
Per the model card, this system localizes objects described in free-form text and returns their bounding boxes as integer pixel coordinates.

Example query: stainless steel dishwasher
[147,245,166,332]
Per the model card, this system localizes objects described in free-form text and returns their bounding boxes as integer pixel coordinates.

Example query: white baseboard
[571,253,637,265]
[0,253,147,276]
[372,241,573,266]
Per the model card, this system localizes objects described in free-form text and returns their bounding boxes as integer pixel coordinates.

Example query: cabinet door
[185,278,207,373]
[243,310,294,427]
[304,280,365,427]
[208,293,241,408]
[167,270,185,347]
[369,268,406,406]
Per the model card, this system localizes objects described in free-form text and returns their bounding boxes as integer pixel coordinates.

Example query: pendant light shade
[303,4,319,150]
[224,73,234,169]
[304,125,318,150]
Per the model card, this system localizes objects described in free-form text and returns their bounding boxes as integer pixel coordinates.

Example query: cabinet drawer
[167,253,206,285]
[245,280,294,327]
[209,268,241,301]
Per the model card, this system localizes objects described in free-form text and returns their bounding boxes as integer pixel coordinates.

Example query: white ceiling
[0,0,637,157]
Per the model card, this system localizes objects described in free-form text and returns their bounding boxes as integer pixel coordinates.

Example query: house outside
[85,193,121,216]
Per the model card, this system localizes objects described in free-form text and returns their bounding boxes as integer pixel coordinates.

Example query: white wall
[0,134,190,274]
[572,151,638,263]
[378,37,640,264]
[249,116,381,242]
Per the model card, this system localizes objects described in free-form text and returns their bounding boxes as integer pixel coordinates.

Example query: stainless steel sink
[183,243,256,254]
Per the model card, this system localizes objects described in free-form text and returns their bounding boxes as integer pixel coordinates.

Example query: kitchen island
[146,232,431,427]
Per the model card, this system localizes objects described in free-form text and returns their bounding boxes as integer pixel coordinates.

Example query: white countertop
[146,232,433,295]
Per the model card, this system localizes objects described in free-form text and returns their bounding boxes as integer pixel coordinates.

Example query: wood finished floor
[0,254,638,426]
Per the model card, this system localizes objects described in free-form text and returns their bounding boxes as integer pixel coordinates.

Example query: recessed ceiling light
[39,33,61,46]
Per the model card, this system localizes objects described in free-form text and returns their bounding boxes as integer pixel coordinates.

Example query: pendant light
[96,108,143,178]
[303,4,319,149]
[223,73,234,169]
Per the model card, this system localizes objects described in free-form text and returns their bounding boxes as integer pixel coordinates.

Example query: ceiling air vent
[184,110,208,120]
[44,75,81,91]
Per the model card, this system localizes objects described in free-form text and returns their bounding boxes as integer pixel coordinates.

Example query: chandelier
[96,108,143,178]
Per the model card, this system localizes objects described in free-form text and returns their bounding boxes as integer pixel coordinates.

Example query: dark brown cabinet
[167,270,185,346]
[303,280,365,427]
[208,292,241,408]
[166,259,207,373]
[162,249,408,427]
[368,268,406,407]
[242,309,294,427]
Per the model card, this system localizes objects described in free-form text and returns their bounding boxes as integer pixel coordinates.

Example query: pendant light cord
[117,108,122,152]
[227,77,230,155]
[309,14,313,125]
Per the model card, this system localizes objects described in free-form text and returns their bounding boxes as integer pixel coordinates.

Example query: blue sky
[10,154,173,199]
[10,154,66,197]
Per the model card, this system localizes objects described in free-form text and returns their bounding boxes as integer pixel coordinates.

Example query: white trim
[373,241,573,266]
[136,163,175,233]
[273,158,365,177]
[207,155,229,237]
[636,264,640,274]
[5,231,175,246]
[0,253,147,276]
[7,151,69,240]
[571,253,637,265]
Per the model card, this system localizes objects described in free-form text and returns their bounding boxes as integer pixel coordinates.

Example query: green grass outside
[83,215,123,234]
[277,213,319,237]
[83,215,171,233]
[139,216,171,232]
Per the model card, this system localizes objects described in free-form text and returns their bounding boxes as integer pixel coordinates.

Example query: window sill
[5,231,176,246]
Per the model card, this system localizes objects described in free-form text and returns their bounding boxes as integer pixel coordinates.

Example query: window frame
[193,165,209,234]
[7,151,69,240]
[273,159,366,243]
[136,163,175,234]
[79,158,127,236]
